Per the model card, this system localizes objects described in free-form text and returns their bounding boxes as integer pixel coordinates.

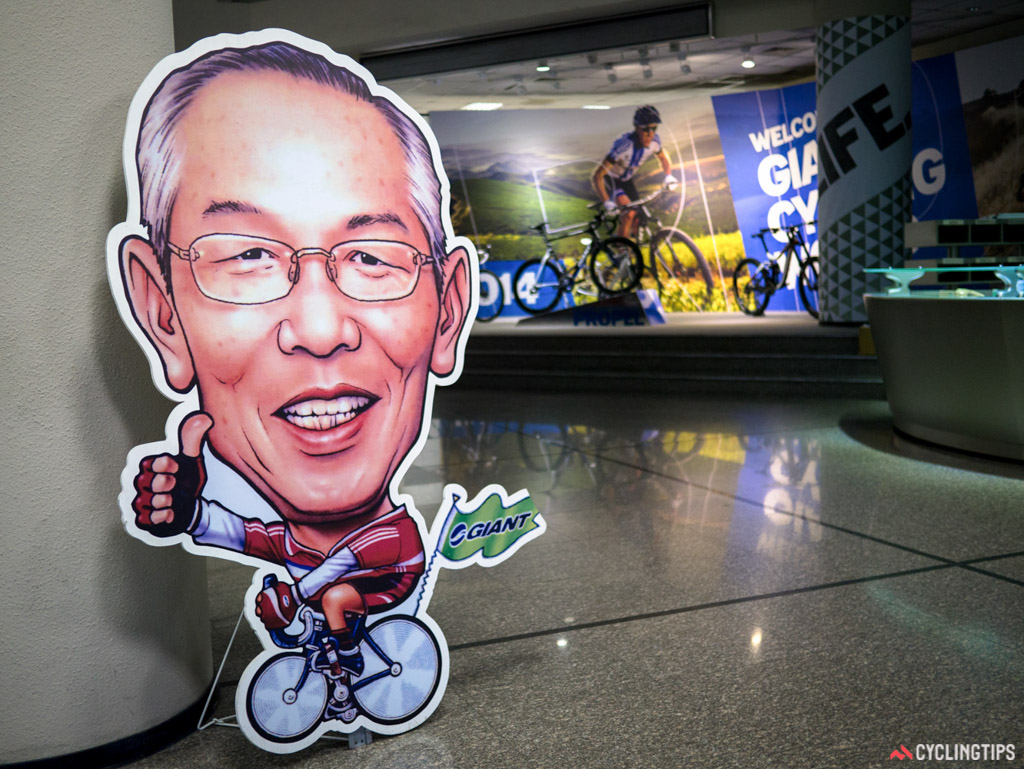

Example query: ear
[119,235,196,392]
[431,246,471,378]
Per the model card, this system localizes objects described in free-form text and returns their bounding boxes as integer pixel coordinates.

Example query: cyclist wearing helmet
[591,105,678,238]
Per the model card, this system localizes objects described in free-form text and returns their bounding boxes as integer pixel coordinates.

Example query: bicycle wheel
[246,653,328,743]
[477,268,504,322]
[514,258,565,314]
[517,424,571,472]
[650,227,714,293]
[798,257,820,319]
[352,615,442,726]
[732,258,773,316]
[589,236,643,294]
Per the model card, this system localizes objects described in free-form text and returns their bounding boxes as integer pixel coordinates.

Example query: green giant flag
[440,492,540,562]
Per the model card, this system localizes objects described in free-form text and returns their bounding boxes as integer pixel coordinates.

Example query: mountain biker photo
[591,105,679,238]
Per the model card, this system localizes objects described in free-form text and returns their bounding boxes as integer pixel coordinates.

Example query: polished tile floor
[132,390,1024,769]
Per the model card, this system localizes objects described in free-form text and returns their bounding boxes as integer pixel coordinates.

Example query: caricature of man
[120,42,470,720]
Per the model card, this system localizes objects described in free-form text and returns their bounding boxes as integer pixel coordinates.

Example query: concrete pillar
[815,9,913,323]
[0,2,212,764]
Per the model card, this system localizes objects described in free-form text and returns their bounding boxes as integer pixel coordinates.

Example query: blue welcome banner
[909,53,979,260]
[713,83,818,311]
[712,56,980,293]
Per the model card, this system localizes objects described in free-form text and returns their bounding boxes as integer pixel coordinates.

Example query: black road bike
[475,244,504,322]
[513,208,643,315]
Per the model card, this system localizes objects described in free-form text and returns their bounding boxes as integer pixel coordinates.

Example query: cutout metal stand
[196,609,373,750]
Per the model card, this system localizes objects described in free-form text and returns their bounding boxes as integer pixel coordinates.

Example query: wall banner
[712,82,818,311]
[712,52,981,280]
[910,53,979,260]
[432,101,737,315]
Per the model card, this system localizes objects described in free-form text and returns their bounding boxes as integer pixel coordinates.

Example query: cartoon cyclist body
[133,413,426,721]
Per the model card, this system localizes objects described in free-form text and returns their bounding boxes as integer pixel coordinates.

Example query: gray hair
[136,41,446,291]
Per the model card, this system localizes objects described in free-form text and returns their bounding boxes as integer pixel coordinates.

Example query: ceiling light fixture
[582,104,611,109]
[536,61,550,72]
[461,102,503,111]
[741,57,756,69]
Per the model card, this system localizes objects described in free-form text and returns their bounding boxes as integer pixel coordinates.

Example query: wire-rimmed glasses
[168,234,435,305]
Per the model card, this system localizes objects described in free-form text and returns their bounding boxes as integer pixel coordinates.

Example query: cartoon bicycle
[242,575,443,744]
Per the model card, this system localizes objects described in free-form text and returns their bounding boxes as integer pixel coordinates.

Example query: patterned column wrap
[816,16,912,323]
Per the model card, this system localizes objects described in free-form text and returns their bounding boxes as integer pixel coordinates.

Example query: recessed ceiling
[381,0,1024,113]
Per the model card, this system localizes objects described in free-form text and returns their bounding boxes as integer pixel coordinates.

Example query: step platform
[462,306,884,399]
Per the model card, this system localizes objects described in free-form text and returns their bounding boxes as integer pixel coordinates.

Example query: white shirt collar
[202,443,282,523]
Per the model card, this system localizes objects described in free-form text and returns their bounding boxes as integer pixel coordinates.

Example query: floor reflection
[144,391,1024,769]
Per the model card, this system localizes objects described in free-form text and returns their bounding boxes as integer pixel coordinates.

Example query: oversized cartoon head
[111,32,475,527]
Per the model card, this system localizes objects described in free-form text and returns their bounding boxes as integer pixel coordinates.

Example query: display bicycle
[610,185,715,307]
[512,208,644,315]
[243,575,442,744]
[732,222,819,318]
[475,244,504,322]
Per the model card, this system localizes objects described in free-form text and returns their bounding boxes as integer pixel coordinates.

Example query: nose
[276,253,362,357]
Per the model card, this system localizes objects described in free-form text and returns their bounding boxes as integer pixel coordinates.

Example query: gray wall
[0,1,212,762]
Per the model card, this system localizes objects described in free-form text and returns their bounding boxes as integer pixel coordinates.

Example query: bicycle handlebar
[617,184,675,211]
[533,207,610,237]
[753,220,817,236]
[539,180,679,234]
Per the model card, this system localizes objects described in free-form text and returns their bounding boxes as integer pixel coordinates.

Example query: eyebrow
[199,203,409,232]
[347,212,408,231]
[202,200,263,216]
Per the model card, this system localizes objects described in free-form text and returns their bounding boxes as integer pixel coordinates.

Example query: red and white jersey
[194,499,424,605]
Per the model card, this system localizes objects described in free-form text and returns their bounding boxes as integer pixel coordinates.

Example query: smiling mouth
[277,394,375,431]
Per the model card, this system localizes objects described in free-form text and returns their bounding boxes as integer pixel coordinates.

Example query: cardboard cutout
[107,29,543,754]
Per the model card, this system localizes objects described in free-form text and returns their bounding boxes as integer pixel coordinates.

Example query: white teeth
[282,396,370,430]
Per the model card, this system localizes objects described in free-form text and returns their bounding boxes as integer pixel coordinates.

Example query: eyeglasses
[168,234,435,305]
[636,124,659,133]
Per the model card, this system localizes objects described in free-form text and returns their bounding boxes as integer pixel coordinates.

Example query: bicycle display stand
[196,609,374,751]
[517,290,666,327]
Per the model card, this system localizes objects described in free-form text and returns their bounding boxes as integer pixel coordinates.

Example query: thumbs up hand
[132,412,213,537]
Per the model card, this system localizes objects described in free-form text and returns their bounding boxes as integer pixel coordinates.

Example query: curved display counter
[865,289,1024,460]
